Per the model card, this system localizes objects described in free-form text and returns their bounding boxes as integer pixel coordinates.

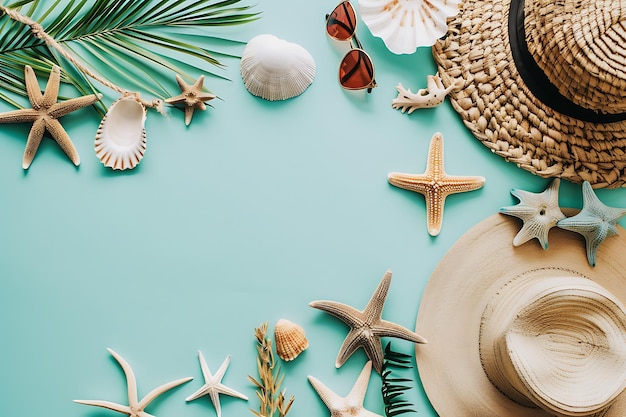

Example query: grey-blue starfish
[500,178,565,249]
[557,181,626,267]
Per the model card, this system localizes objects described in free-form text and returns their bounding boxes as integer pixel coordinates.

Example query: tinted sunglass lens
[339,49,375,90]
[326,1,357,41]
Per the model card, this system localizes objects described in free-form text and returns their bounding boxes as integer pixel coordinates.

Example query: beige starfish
[308,361,383,417]
[309,270,427,374]
[388,132,485,236]
[74,348,192,417]
[0,65,101,169]
[165,74,216,126]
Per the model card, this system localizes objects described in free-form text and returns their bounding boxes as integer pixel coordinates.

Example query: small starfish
[557,181,626,267]
[0,65,101,168]
[164,74,216,126]
[74,348,192,417]
[500,178,566,249]
[186,351,248,417]
[387,132,485,236]
[308,361,383,417]
[309,270,427,374]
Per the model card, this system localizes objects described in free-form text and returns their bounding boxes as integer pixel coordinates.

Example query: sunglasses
[325,1,377,92]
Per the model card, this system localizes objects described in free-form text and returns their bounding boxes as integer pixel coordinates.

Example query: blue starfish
[499,179,565,249]
[557,181,626,267]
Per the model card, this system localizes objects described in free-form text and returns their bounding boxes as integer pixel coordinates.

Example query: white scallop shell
[358,0,461,54]
[240,34,316,101]
[95,96,147,170]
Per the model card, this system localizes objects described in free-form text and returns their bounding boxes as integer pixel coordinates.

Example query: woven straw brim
[433,1,626,188]
[415,211,626,416]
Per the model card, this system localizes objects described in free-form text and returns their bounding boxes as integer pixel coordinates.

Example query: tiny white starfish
[308,361,383,417]
[499,178,566,249]
[186,351,248,417]
[74,348,192,417]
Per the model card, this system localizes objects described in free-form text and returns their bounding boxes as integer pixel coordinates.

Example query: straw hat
[415,211,626,416]
[433,0,626,188]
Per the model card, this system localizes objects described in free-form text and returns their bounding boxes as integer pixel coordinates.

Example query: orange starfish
[0,65,101,169]
[388,132,485,236]
[165,74,216,126]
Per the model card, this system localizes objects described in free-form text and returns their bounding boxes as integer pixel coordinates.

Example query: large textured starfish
[186,351,248,417]
[500,178,566,249]
[309,270,427,374]
[0,65,101,168]
[164,74,215,126]
[74,348,192,417]
[308,361,383,417]
[557,181,626,267]
[387,132,485,236]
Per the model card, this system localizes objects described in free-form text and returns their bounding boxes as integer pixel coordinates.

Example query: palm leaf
[381,342,418,417]
[0,0,258,111]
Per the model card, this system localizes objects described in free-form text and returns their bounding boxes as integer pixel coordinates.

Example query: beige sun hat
[415,211,626,416]
[433,0,626,188]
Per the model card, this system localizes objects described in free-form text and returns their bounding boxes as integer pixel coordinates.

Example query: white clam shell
[240,34,316,101]
[358,0,461,54]
[95,96,147,170]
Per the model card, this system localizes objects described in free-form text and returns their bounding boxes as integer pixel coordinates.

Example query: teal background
[1,1,625,417]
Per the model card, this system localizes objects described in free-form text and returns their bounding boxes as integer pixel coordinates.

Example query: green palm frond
[0,0,259,111]
[381,342,417,417]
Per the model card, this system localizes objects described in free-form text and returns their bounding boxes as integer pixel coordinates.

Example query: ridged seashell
[358,0,462,54]
[274,319,309,361]
[240,34,316,101]
[95,96,147,170]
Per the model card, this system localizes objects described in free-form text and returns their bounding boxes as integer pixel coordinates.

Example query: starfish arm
[24,65,44,106]
[424,132,445,178]
[0,108,41,123]
[22,118,46,169]
[216,383,248,400]
[197,350,214,382]
[359,336,385,374]
[164,93,187,105]
[176,74,191,91]
[362,271,392,320]
[44,119,80,166]
[512,222,551,249]
[184,106,195,126]
[193,75,205,90]
[346,361,373,406]
[41,65,61,108]
[372,320,427,344]
[209,389,223,417]
[185,385,211,402]
[48,94,101,118]
[500,203,538,221]
[425,189,446,236]
[309,300,364,327]
[387,172,431,195]
[138,377,193,409]
[73,400,131,415]
[307,375,344,412]
[197,92,216,102]
[213,355,231,382]
[107,348,140,406]
[441,175,485,195]
[335,329,367,368]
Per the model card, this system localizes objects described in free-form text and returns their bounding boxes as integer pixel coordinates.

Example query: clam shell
[274,319,309,361]
[358,0,461,54]
[95,96,147,170]
[240,34,316,101]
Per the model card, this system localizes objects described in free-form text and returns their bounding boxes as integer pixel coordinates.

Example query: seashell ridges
[274,319,309,361]
[95,96,147,170]
[240,34,316,101]
[358,0,461,54]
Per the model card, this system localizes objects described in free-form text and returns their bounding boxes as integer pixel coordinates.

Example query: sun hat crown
[523,0,626,115]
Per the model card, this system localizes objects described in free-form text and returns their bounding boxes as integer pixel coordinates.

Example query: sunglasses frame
[325,1,377,93]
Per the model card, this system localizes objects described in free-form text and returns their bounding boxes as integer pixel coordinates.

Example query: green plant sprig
[381,342,417,417]
[248,322,294,417]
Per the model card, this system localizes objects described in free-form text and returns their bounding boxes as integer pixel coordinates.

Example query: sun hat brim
[433,0,626,188]
[415,211,626,416]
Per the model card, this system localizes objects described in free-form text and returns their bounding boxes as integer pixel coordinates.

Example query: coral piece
[499,178,566,249]
[358,0,461,54]
[186,351,248,417]
[94,95,147,170]
[0,65,101,168]
[240,34,315,101]
[392,74,460,114]
[309,270,426,374]
[274,319,309,362]
[557,181,626,267]
[308,361,383,417]
[388,132,485,236]
[74,348,192,417]
[165,74,216,126]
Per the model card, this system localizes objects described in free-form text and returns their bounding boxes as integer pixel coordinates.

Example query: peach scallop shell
[95,96,147,170]
[240,34,316,101]
[358,0,461,54]
[274,319,309,361]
